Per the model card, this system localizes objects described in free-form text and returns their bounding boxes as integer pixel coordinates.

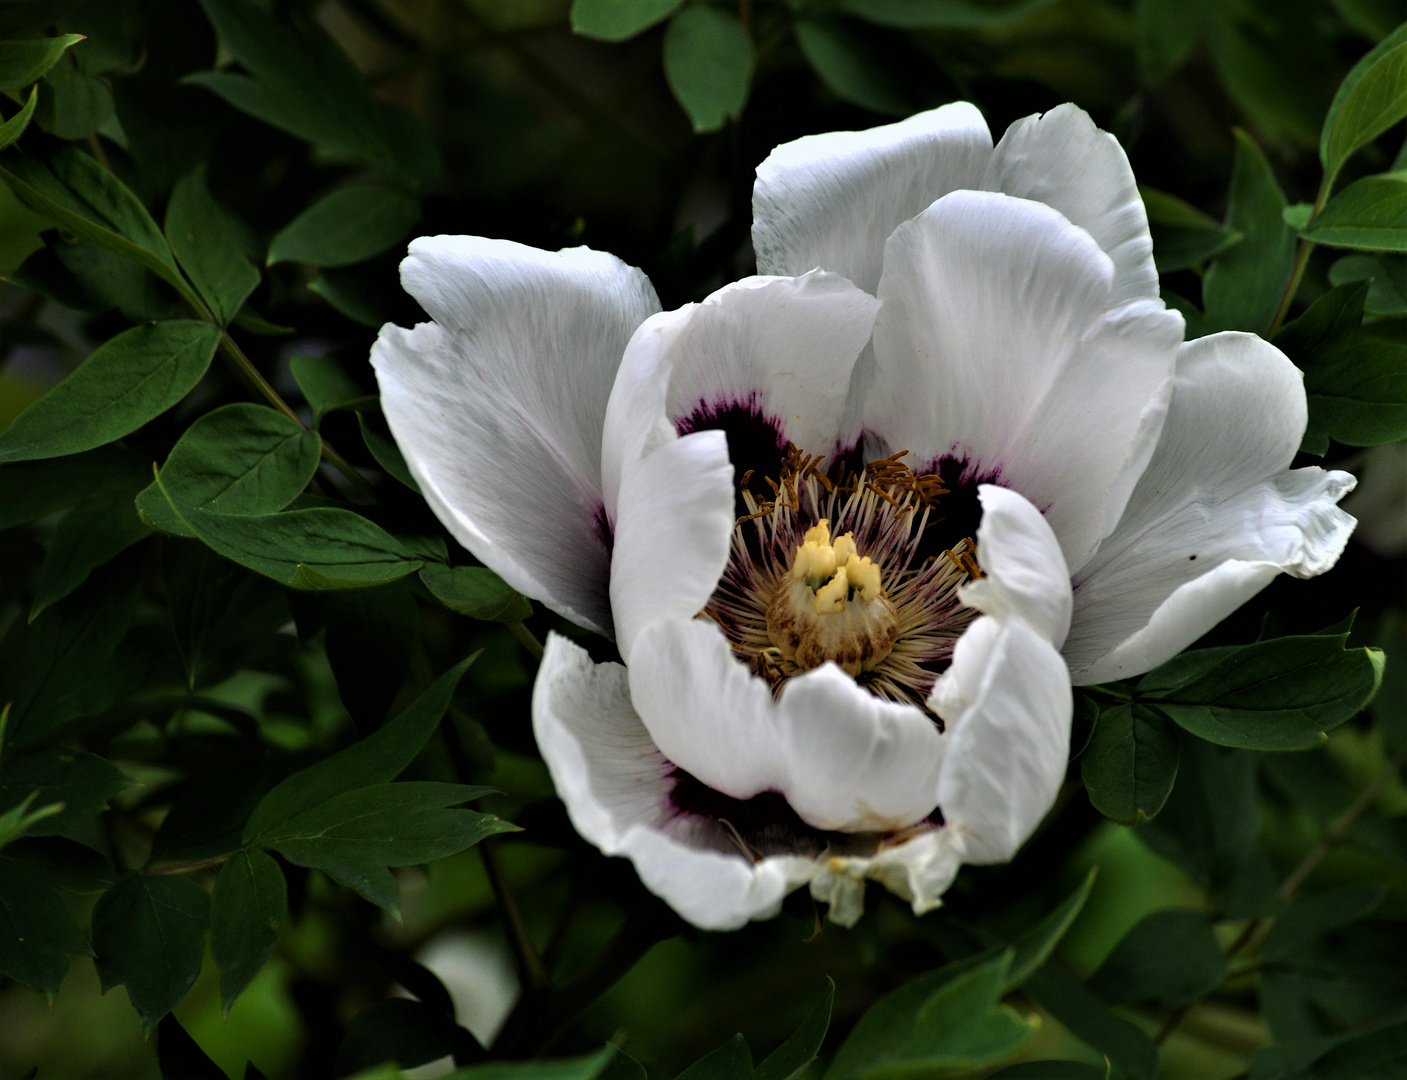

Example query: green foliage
[1201,131,1295,335]
[0,2,1403,1076]
[663,7,754,134]
[1273,283,1407,453]
[92,874,211,1034]
[0,321,220,463]
[1080,703,1180,824]
[1134,625,1384,750]
[0,33,84,91]
[267,186,421,268]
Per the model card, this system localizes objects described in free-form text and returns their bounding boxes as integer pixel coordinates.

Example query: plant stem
[1156,754,1403,1045]
[1266,176,1332,337]
[508,620,545,662]
[1277,754,1405,901]
[480,838,551,992]
[146,851,236,875]
[1084,683,1134,702]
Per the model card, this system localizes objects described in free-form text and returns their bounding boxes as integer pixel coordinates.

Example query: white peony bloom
[372,103,1357,931]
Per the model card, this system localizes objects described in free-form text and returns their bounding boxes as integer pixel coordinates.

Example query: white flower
[372,103,1357,931]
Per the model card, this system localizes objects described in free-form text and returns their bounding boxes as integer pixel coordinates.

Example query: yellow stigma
[767,520,899,674]
[787,519,881,613]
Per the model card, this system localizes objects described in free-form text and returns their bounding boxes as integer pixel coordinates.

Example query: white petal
[867,190,1183,571]
[811,827,966,927]
[609,429,736,664]
[752,103,992,294]
[982,104,1158,306]
[601,272,881,519]
[603,273,880,660]
[374,237,659,634]
[1066,332,1358,684]
[960,485,1073,647]
[932,617,1073,864]
[627,618,946,833]
[532,633,817,931]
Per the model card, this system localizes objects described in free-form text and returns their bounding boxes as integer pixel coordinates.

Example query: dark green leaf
[795,19,910,116]
[92,874,209,1033]
[1138,629,1385,749]
[191,0,438,189]
[0,447,124,530]
[1080,703,1180,823]
[836,0,1054,28]
[662,6,752,134]
[1202,130,1296,335]
[1133,0,1198,85]
[358,412,421,492]
[0,321,219,464]
[0,749,132,838]
[1137,740,1269,916]
[571,0,682,40]
[164,539,248,689]
[420,564,531,623]
[320,582,418,730]
[441,1049,618,1080]
[1250,1019,1407,1079]
[164,170,260,326]
[1006,868,1099,989]
[0,567,141,749]
[1273,279,1407,452]
[267,186,419,268]
[0,147,195,302]
[310,268,395,328]
[244,653,479,839]
[31,465,151,619]
[906,952,1038,1076]
[1327,253,1407,315]
[0,844,96,996]
[257,781,516,915]
[1322,36,1407,186]
[676,1034,752,1080]
[1087,909,1227,1008]
[1261,884,1385,964]
[136,402,321,540]
[0,792,63,848]
[1304,175,1407,250]
[0,85,39,150]
[754,979,835,1080]
[988,1065,1106,1080]
[333,998,458,1076]
[0,34,85,91]
[35,58,114,140]
[142,478,425,590]
[1023,965,1158,1080]
[290,355,374,425]
[1070,692,1098,760]
[1141,185,1242,272]
[210,848,286,1015]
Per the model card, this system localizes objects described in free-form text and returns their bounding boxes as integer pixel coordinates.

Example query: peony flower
[372,103,1356,930]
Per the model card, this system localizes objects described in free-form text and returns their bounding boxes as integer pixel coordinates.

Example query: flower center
[701,447,983,710]
[766,518,900,675]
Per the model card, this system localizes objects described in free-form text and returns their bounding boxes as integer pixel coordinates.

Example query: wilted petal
[532,633,817,931]
[868,190,1183,571]
[982,104,1158,306]
[1066,332,1357,684]
[752,103,992,294]
[627,618,946,833]
[374,237,659,635]
[811,827,966,927]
